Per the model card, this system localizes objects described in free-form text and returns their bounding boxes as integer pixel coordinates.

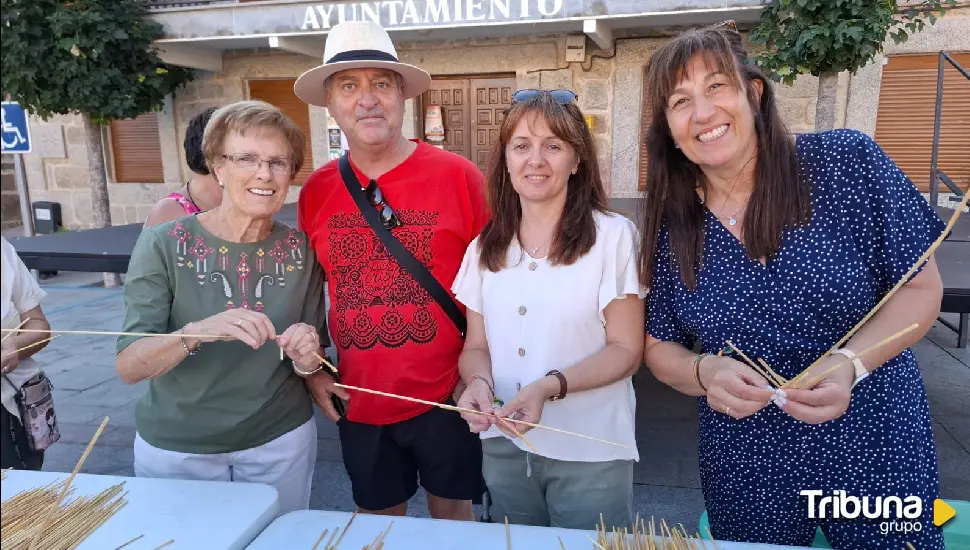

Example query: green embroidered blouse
[118,215,326,454]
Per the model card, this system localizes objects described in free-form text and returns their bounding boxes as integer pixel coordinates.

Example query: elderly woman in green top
[116,100,326,514]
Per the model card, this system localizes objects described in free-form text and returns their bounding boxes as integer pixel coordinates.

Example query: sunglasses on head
[707,19,739,33]
[511,89,579,105]
[365,179,403,230]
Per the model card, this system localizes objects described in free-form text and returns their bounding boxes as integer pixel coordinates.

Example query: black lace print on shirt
[327,210,440,350]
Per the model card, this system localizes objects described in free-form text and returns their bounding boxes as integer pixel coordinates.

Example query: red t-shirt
[298,141,489,425]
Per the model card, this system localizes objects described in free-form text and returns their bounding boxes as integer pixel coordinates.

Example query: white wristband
[833,348,868,388]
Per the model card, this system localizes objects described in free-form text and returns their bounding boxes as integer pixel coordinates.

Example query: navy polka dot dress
[647,130,946,550]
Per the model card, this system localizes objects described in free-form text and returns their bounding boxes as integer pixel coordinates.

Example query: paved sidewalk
[25,273,970,531]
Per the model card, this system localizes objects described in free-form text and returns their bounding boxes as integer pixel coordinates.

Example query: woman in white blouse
[1,236,54,469]
[452,89,645,531]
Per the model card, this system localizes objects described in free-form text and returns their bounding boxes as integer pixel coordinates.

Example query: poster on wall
[424,105,445,149]
[327,114,349,160]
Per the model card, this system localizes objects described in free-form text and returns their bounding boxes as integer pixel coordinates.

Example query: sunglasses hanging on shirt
[365,179,403,230]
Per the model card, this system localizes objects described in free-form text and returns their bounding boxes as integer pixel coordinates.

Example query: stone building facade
[4,1,967,230]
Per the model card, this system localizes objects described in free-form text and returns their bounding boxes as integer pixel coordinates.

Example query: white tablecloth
[246,510,808,550]
[2,470,280,550]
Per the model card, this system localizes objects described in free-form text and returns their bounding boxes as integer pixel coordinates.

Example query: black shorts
[337,401,484,511]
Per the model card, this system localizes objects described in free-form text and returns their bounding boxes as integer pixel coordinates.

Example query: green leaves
[750,0,956,82]
[0,0,194,124]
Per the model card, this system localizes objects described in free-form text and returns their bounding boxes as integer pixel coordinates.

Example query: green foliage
[0,0,194,124]
[749,0,956,84]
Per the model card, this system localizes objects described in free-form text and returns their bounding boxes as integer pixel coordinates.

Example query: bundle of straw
[0,417,149,550]
[587,514,711,550]
[0,478,127,550]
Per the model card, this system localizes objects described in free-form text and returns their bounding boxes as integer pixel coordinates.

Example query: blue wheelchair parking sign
[1,102,32,154]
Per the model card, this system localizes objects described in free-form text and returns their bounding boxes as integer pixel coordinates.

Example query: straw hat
[294,21,431,106]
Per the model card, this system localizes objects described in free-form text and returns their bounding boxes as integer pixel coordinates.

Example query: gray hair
[323,71,406,102]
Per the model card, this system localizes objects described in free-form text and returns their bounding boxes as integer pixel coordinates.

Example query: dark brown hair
[478,93,610,272]
[638,26,811,290]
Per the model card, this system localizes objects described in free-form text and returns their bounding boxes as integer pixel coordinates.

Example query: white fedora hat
[294,21,431,106]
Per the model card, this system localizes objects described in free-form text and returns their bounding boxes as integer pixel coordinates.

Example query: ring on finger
[725,405,731,416]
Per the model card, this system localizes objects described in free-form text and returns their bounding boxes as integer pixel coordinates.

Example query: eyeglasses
[365,179,402,230]
[221,153,295,177]
[511,89,579,105]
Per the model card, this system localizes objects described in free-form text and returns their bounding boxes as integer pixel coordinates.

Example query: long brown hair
[637,27,811,290]
[478,92,609,272]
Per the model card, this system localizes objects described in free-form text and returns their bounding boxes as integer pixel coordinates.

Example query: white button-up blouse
[452,211,645,463]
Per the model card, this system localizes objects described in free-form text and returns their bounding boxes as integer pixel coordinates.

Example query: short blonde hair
[202,100,307,176]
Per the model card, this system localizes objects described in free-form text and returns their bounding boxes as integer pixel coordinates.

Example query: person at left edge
[294,21,489,520]
[115,100,328,515]
[2,236,54,470]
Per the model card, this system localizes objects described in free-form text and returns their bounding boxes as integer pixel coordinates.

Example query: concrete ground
[22,271,970,531]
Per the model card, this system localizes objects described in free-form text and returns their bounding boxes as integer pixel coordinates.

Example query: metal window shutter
[248,79,315,185]
[110,113,164,183]
[874,53,970,192]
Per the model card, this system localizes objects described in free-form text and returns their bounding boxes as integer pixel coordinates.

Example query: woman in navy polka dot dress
[638,26,946,550]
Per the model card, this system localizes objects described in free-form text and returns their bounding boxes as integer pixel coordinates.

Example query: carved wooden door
[423,79,471,160]
[470,77,514,172]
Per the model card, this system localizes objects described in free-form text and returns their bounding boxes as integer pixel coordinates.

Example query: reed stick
[724,341,786,387]
[152,540,175,550]
[311,528,328,550]
[2,318,30,342]
[308,352,628,449]
[1,327,217,340]
[802,188,969,375]
[757,358,788,388]
[788,323,920,389]
[496,416,538,453]
[334,382,628,449]
[1,335,59,360]
[112,534,144,550]
[506,516,512,550]
[27,416,110,550]
[329,510,356,549]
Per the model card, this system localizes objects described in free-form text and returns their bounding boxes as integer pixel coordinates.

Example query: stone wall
[17,109,187,230]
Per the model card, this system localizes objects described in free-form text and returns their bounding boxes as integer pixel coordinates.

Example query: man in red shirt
[294,21,489,520]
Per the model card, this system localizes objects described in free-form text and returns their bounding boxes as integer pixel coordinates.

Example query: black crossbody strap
[338,154,466,338]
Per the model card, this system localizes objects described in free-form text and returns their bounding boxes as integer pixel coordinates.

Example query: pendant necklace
[710,152,755,227]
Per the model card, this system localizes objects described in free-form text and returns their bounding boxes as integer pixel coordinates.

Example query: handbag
[3,372,60,452]
[338,153,467,338]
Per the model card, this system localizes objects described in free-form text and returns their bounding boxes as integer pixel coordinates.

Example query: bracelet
[293,361,325,377]
[693,353,713,392]
[178,328,198,356]
[468,374,494,395]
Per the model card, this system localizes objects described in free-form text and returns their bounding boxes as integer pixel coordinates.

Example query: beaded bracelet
[178,328,198,356]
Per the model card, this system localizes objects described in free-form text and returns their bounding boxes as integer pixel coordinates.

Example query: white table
[246,510,807,549]
[2,470,280,550]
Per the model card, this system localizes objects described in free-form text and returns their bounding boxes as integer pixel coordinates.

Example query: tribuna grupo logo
[801,490,924,536]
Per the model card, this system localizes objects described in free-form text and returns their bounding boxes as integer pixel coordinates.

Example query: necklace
[708,152,755,227]
[528,236,551,256]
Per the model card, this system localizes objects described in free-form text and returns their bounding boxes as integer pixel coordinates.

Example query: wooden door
[247,79,314,185]
[424,80,471,160]
[471,78,513,172]
[874,53,970,192]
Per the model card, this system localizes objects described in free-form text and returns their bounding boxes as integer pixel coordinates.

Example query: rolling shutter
[110,113,164,183]
[874,53,970,192]
[248,79,314,185]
